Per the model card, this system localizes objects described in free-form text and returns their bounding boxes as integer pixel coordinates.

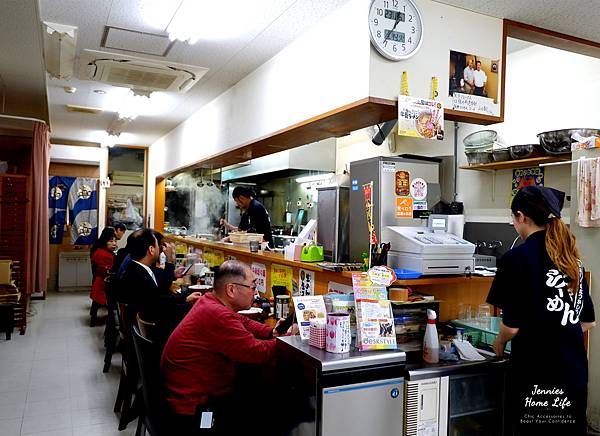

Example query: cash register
[382,215,475,275]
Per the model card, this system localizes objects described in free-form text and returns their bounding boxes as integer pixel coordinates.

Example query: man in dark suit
[117,228,201,345]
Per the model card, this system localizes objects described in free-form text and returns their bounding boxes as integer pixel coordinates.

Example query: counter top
[276,336,406,372]
[166,234,494,287]
[277,336,507,379]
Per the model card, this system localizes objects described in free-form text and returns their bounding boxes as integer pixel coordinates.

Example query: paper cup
[326,313,351,353]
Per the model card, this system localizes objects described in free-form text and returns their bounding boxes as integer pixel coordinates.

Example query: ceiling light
[295,173,335,184]
[101,132,119,148]
[93,89,106,94]
[118,90,152,120]
[63,86,76,94]
[165,0,262,43]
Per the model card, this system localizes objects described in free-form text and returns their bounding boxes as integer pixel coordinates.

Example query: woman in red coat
[90,227,117,326]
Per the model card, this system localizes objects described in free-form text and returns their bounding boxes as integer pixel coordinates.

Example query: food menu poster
[299,269,315,296]
[251,262,267,294]
[292,295,327,340]
[510,167,544,206]
[397,95,444,140]
[271,264,293,294]
[395,170,429,218]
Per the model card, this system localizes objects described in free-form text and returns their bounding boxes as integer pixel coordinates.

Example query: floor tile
[20,410,72,435]
[0,417,21,436]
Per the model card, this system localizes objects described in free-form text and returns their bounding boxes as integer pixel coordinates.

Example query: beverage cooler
[276,336,406,436]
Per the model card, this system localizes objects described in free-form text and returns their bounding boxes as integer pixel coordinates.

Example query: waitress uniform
[487,230,595,435]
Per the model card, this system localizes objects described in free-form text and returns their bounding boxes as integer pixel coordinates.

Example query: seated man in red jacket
[161,260,288,434]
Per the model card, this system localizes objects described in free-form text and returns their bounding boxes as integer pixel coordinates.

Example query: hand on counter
[186,291,203,305]
[273,319,300,337]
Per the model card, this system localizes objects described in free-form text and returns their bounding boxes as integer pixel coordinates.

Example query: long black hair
[90,227,116,258]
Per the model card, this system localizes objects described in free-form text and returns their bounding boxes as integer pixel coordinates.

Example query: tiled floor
[0,292,136,436]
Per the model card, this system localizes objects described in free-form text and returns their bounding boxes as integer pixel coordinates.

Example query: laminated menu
[292,296,327,340]
[352,273,397,351]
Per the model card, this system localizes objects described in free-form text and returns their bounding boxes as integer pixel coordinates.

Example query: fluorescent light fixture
[165,0,265,43]
[118,90,151,120]
[295,173,335,184]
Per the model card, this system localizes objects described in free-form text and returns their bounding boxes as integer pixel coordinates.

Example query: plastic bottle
[423,309,440,363]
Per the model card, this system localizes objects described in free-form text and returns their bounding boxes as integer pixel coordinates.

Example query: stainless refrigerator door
[321,378,404,436]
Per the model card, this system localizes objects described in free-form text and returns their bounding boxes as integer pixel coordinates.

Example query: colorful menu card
[352,272,397,351]
[292,296,327,340]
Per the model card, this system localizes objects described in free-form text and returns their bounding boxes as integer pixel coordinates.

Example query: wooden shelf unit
[459,155,571,171]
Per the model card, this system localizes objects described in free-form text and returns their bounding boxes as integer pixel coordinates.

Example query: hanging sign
[397,95,444,140]
[272,264,293,294]
[299,269,315,296]
[251,263,267,294]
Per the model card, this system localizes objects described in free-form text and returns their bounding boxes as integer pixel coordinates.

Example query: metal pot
[537,129,600,155]
[465,151,492,165]
[509,144,540,160]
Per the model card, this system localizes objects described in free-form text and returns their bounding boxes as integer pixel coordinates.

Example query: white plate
[238,307,263,315]
[189,284,213,291]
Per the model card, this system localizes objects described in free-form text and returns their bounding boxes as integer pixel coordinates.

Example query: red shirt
[160,292,275,415]
[90,247,114,306]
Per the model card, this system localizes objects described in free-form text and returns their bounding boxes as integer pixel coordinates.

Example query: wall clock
[368,0,424,61]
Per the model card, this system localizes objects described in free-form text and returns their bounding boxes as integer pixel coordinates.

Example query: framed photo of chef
[448,50,501,117]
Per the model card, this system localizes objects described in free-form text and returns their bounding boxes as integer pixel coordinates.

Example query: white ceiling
[3,1,598,146]
[40,0,352,146]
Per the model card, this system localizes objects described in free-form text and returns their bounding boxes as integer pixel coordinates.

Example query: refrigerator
[349,156,442,261]
[316,186,349,263]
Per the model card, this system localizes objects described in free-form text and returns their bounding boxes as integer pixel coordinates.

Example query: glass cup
[477,304,491,330]
[458,303,472,322]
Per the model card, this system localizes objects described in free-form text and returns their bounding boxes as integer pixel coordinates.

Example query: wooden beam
[504,19,600,59]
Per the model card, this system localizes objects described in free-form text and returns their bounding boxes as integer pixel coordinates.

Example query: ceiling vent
[79,50,208,93]
[65,105,103,115]
[43,22,77,79]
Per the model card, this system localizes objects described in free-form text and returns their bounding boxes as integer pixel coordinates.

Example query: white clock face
[368,0,423,61]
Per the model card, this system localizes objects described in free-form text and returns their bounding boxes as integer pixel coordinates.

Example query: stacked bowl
[463,130,497,165]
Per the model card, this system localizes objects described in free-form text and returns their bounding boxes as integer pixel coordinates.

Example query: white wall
[337,43,600,223]
[50,144,108,230]
[148,0,372,225]
[369,0,504,110]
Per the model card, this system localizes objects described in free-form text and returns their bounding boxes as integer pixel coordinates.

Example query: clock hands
[384,13,402,43]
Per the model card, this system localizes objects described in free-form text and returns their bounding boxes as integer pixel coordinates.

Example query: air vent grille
[405,381,419,436]
[105,67,177,90]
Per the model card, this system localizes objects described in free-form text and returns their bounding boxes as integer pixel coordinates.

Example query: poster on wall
[449,50,500,117]
[299,269,315,296]
[397,96,444,140]
[251,263,267,294]
[272,264,293,294]
[510,167,545,205]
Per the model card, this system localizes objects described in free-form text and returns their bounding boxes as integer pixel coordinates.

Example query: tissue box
[309,320,326,349]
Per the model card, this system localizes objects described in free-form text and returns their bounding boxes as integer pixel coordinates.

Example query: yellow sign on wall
[271,264,293,294]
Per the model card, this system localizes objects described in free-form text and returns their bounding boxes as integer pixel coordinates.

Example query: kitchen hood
[221,138,336,182]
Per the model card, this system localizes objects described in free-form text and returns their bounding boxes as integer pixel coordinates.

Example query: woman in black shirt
[488,186,595,435]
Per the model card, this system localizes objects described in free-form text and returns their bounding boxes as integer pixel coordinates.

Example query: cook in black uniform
[488,186,595,435]
[221,186,273,247]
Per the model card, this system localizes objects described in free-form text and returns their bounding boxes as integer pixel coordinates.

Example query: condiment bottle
[423,309,440,364]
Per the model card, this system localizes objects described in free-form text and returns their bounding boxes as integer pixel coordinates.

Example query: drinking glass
[477,304,491,330]
[458,303,472,322]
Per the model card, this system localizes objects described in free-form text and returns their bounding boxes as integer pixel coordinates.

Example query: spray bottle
[423,309,439,363]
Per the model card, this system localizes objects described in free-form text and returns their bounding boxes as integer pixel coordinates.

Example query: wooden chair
[136,313,157,342]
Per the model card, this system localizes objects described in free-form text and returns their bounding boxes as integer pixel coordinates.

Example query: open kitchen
[1,0,599,435]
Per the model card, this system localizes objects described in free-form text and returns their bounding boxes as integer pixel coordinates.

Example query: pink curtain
[28,122,51,295]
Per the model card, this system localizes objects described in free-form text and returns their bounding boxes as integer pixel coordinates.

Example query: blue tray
[393,268,422,280]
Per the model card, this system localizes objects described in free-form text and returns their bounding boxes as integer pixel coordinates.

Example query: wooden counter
[167,235,494,321]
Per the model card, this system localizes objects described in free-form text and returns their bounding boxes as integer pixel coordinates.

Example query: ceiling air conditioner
[43,22,77,79]
[79,50,208,93]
